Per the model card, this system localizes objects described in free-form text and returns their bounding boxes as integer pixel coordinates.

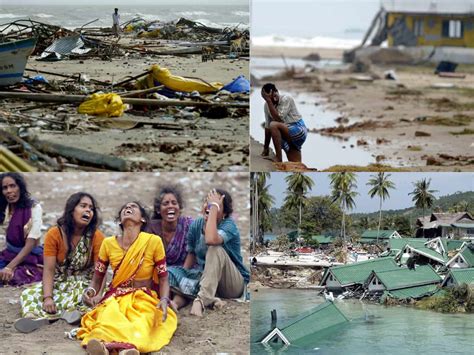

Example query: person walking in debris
[260,83,308,163]
[112,8,121,37]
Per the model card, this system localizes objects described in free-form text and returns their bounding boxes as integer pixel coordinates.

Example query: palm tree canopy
[367,172,396,201]
[285,173,314,196]
[409,178,438,209]
[329,172,359,211]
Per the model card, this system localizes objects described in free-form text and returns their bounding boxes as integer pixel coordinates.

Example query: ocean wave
[0,13,24,19]
[232,11,249,17]
[177,11,209,17]
[35,13,54,18]
[252,35,361,49]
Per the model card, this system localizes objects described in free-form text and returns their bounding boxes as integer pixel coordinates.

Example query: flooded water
[251,288,474,355]
[251,57,374,170]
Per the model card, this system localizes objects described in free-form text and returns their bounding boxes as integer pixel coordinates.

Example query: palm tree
[367,172,396,245]
[409,178,438,238]
[329,172,358,247]
[251,173,274,246]
[283,173,314,240]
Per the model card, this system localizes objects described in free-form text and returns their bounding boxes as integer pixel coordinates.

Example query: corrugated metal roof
[386,284,441,299]
[405,244,448,264]
[390,238,428,251]
[449,268,474,285]
[382,0,474,15]
[281,301,348,347]
[460,245,474,266]
[41,35,91,57]
[453,223,474,228]
[327,257,399,286]
[374,265,441,290]
[311,235,334,244]
[361,230,398,240]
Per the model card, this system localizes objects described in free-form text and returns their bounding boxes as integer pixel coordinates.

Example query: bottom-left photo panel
[0,172,250,354]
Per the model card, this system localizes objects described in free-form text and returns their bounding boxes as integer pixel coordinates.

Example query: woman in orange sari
[77,201,178,355]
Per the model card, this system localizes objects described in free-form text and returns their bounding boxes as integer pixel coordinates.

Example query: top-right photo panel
[250,0,474,172]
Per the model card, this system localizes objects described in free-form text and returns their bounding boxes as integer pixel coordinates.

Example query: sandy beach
[0,172,250,354]
[1,34,249,172]
[251,45,474,172]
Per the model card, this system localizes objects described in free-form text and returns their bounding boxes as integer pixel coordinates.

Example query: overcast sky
[266,172,474,214]
[1,0,247,5]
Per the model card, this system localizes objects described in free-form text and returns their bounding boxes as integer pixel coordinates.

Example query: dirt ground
[251,46,474,172]
[1,36,249,172]
[0,172,250,354]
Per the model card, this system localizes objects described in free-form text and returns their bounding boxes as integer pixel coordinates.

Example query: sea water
[251,288,474,355]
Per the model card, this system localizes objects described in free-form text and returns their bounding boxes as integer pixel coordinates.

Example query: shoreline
[251,46,474,171]
[252,45,345,60]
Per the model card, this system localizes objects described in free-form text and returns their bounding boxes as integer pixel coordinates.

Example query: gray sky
[2,0,247,5]
[266,172,474,213]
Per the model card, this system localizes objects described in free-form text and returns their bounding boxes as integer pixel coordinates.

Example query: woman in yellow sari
[77,201,178,355]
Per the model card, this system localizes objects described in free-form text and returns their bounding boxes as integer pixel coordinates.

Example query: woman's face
[160,193,180,223]
[72,196,94,228]
[202,196,224,222]
[2,177,20,205]
[120,202,143,225]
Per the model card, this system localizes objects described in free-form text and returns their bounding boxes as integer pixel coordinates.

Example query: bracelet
[159,296,170,305]
[208,202,220,212]
[43,295,53,302]
[83,287,97,298]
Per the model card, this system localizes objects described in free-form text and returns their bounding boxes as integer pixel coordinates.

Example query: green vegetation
[407,146,423,151]
[424,114,473,126]
[324,164,408,172]
[416,284,474,313]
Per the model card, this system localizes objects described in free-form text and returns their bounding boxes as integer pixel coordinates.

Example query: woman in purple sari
[146,185,193,267]
[0,173,43,286]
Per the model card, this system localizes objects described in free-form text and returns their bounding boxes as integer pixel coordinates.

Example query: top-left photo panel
[0,0,249,172]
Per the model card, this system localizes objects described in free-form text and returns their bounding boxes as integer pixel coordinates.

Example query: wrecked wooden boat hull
[0,38,36,86]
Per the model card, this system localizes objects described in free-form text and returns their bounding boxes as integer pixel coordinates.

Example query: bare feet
[261,147,269,157]
[190,298,204,317]
[213,299,227,310]
[118,349,139,355]
[86,339,109,355]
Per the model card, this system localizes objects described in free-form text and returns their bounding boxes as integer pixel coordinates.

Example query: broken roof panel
[403,244,448,264]
[280,301,348,348]
[385,284,441,300]
[390,238,428,251]
[40,35,91,59]
[321,257,399,287]
[311,235,335,244]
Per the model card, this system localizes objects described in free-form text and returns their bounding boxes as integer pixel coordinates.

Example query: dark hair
[57,192,100,259]
[117,201,150,232]
[0,173,33,224]
[114,8,118,11]
[262,83,277,94]
[153,185,184,219]
[215,188,233,218]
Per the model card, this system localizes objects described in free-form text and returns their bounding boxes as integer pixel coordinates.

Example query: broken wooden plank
[0,146,37,172]
[31,138,128,171]
[0,92,249,108]
[120,85,165,98]
[437,72,466,79]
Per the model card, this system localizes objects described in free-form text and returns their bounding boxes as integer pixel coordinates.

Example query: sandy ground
[251,45,474,172]
[1,36,249,172]
[0,172,250,354]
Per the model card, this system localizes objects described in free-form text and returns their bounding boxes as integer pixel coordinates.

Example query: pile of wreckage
[0,17,249,61]
[319,237,474,303]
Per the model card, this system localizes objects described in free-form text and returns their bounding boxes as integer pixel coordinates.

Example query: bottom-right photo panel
[250,172,473,355]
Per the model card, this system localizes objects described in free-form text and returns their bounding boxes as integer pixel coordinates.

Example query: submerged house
[415,212,474,239]
[441,268,474,287]
[382,0,474,48]
[366,264,442,300]
[320,257,399,291]
[260,301,348,348]
[359,229,401,244]
[446,243,474,269]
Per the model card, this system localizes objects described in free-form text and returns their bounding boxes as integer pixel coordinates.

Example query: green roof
[361,230,398,240]
[385,284,441,300]
[322,257,399,286]
[459,245,474,267]
[389,238,428,251]
[281,301,348,347]
[311,235,334,244]
[452,223,474,228]
[447,268,474,286]
[440,239,465,253]
[373,265,441,290]
[404,244,448,264]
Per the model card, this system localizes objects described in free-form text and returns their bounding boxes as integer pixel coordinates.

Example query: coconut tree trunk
[377,197,382,245]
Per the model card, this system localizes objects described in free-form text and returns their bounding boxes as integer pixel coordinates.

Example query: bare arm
[42,255,57,314]
[83,269,105,307]
[205,206,224,245]
[6,238,38,270]
[183,252,196,269]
